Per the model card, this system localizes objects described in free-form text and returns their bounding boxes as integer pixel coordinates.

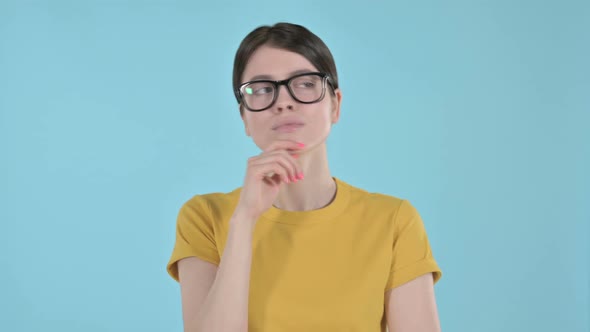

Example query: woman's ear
[331,89,342,124]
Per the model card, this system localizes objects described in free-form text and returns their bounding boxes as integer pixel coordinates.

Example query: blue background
[1,1,588,331]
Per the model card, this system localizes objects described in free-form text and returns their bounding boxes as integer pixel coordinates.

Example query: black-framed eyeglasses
[235,72,334,112]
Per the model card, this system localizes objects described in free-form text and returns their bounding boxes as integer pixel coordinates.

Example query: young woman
[167,22,443,332]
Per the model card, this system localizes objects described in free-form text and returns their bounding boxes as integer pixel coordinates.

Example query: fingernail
[293,154,299,159]
[297,142,305,148]
[298,172,304,180]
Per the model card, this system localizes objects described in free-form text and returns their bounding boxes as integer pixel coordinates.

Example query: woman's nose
[273,85,295,111]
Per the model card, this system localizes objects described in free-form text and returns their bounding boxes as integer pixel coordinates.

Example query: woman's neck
[273,143,336,211]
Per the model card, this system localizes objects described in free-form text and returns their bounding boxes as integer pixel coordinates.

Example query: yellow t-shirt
[167,177,442,331]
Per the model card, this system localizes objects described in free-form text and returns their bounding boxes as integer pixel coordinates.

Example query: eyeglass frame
[234,72,335,112]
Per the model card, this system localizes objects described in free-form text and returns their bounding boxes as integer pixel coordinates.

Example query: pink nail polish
[297,142,305,148]
[298,172,304,180]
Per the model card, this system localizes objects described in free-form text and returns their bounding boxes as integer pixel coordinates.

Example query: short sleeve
[166,195,221,282]
[385,200,442,291]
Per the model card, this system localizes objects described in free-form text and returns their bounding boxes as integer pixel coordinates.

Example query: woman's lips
[274,123,304,133]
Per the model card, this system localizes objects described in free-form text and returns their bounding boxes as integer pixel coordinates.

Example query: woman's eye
[246,86,273,95]
[255,87,273,95]
[296,81,315,88]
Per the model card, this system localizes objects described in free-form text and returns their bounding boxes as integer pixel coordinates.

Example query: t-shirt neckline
[259,177,351,225]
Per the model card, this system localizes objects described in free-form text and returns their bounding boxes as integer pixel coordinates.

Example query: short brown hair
[232,23,339,110]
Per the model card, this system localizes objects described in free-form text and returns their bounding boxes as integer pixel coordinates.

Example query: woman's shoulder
[340,178,405,205]
[181,186,242,215]
[338,178,419,217]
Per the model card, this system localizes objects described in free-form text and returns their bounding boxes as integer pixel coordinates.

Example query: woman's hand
[233,140,305,222]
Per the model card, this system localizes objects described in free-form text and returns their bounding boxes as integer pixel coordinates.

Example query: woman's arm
[176,140,303,331]
[178,213,255,332]
[385,273,441,332]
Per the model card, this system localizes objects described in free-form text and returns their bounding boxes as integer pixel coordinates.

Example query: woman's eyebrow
[248,69,315,81]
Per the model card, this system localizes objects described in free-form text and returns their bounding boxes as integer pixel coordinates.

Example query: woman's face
[240,45,341,152]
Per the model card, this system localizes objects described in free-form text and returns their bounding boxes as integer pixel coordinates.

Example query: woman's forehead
[242,46,318,82]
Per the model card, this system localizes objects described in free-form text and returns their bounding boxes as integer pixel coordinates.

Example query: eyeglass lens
[242,74,325,111]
